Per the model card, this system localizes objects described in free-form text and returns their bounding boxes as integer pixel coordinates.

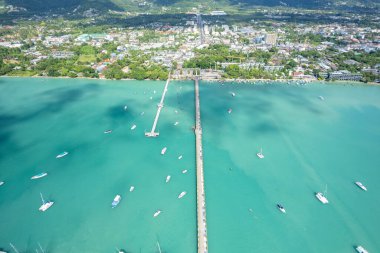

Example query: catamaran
[112,195,121,208]
[56,151,68,159]
[178,191,187,199]
[316,185,329,204]
[355,182,367,191]
[166,175,171,183]
[277,204,286,213]
[161,147,167,155]
[129,186,135,192]
[39,193,54,212]
[31,172,48,180]
[153,210,161,217]
[131,124,136,130]
[257,148,264,159]
[356,245,369,253]
[104,129,112,134]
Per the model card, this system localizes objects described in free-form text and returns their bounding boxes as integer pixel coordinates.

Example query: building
[210,11,227,16]
[265,33,278,45]
[321,70,362,81]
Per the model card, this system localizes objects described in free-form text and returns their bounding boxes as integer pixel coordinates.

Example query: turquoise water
[0,78,196,253]
[200,81,380,253]
[0,78,380,253]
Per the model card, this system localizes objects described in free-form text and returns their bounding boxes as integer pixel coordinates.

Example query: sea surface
[0,78,379,253]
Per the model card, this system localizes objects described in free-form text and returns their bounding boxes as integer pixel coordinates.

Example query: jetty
[145,74,171,137]
[194,76,208,253]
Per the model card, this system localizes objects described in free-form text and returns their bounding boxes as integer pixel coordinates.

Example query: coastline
[1,75,379,86]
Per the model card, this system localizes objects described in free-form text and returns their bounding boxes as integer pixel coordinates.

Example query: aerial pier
[145,74,171,137]
[194,76,208,253]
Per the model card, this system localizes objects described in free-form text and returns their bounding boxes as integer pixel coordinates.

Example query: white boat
[355,182,367,191]
[161,147,167,155]
[228,108,232,114]
[166,175,171,183]
[318,96,325,100]
[178,155,183,160]
[182,169,188,174]
[130,186,135,192]
[31,172,48,180]
[174,110,178,114]
[39,193,54,212]
[131,124,136,130]
[356,245,369,253]
[178,191,187,199]
[257,148,264,159]
[141,111,145,116]
[0,181,4,186]
[112,195,121,208]
[277,204,286,213]
[174,121,179,126]
[315,192,329,204]
[56,151,68,159]
[231,92,236,97]
[153,210,161,217]
[124,105,128,110]
[104,129,112,134]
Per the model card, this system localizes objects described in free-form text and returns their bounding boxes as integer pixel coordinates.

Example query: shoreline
[1,75,379,86]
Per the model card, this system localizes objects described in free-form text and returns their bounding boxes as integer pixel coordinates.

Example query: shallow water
[0,78,379,253]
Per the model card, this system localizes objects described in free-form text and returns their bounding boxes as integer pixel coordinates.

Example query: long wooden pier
[194,77,208,253]
[145,74,171,137]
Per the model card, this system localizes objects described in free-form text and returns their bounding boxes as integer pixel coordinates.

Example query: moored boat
[0,181,4,186]
[161,147,167,155]
[39,193,54,212]
[130,186,135,192]
[174,121,179,126]
[355,182,367,191]
[231,92,236,97]
[182,169,188,174]
[166,175,171,183]
[104,129,112,134]
[228,108,232,114]
[315,192,329,204]
[31,172,48,180]
[257,148,264,159]
[112,195,121,208]
[356,245,369,253]
[153,210,161,217]
[131,124,136,130]
[178,155,183,160]
[56,151,68,159]
[178,191,187,199]
[277,204,286,213]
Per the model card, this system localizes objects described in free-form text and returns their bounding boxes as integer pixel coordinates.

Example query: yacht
[161,147,167,155]
[315,192,329,204]
[56,151,68,159]
[31,172,48,180]
[182,170,188,174]
[178,155,183,160]
[277,204,286,213]
[166,175,171,183]
[257,148,264,159]
[153,210,161,217]
[39,193,54,212]
[130,186,135,192]
[131,124,136,130]
[356,246,369,253]
[355,182,367,191]
[112,195,121,208]
[178,191,187,199]
[228,108,232,114]
[104,129,112,134]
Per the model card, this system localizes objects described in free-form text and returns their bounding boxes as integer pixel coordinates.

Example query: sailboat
[257,148,264,159]
[315,185,329,204]
[39,193,54,212]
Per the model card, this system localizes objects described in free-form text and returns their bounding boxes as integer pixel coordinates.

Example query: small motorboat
[31,172,48,180]
[153,210,161,217]
[130,186,135,192]
[231,92,236,97]
[182,170,188,174]
[228,108,232,114]
[166,175,171,183]
[56,151,68,159]
[112,195,121,208]
[318,96,325,100]
[161,147,167,155]
[178,155,183,160]
[0,181,4,186]
[174,121,179,126]
[104,129,112,134]
[257,148,264,159]
[315,192,329,204]
[141,112,145,116]
[277,204,286,213]
[356,245,369,253]
[131,124,136,130]
[355,182,367,191]
[178,191,187,199]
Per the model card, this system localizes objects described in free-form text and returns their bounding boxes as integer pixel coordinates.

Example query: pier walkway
[145,74,171,137]
[194,77,208,253]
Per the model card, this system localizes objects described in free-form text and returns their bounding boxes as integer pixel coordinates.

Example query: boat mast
[157,241,162,253]
[9,243,20,253]
[40,192,45,205]
[38,242,45,253]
